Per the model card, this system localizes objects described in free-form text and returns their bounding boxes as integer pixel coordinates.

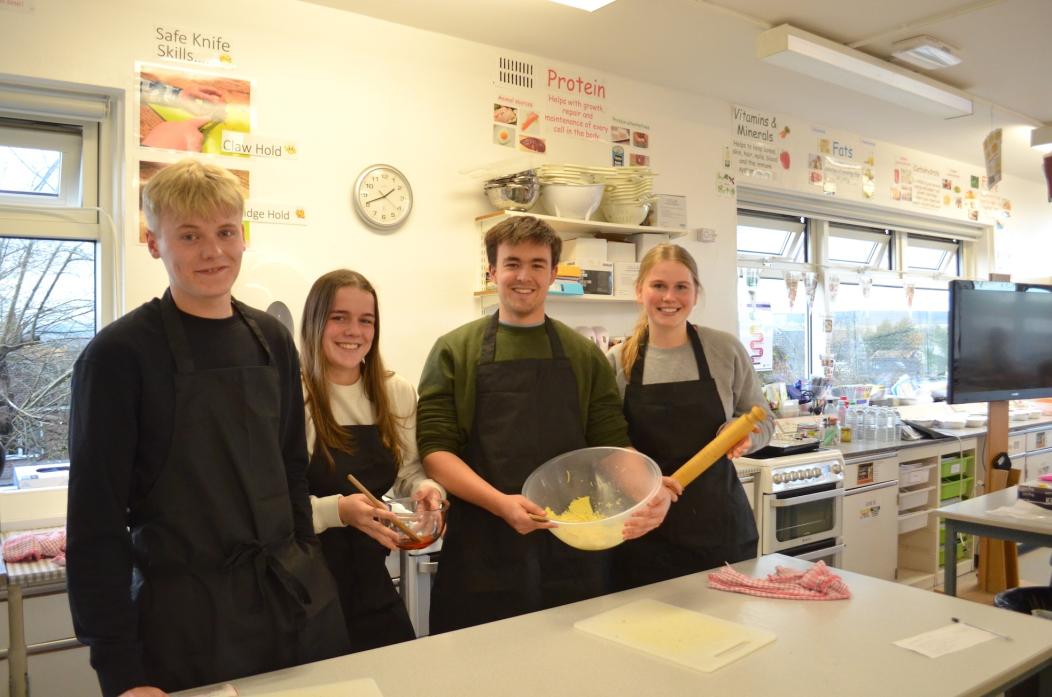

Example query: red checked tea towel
[707,560,850,600]
[3,529,67,566]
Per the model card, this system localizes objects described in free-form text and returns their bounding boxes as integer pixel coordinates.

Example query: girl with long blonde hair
[606,244,774,590]
[301,269,444,651]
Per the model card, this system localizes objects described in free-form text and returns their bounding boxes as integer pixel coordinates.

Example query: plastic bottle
[844,405,857,432]
[823,416,841,446]
[879,407,894,442]
[893,409,904,442]
[837,396,849,425]
[863,406,878,442]
[874,407,886,442]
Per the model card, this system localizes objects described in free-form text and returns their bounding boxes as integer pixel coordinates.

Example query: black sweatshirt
[66,294,312,697]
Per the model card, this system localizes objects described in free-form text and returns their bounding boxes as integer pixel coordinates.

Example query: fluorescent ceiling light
[549,0,616,11]
[757,24,973,119]
[891,35,963,70]
[1031,124,1052,152]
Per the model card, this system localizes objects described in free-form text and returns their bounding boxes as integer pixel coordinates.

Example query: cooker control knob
[790,470,800,481]
[832,463,843,474]
[811,467,821,478]
[773,473,784,484]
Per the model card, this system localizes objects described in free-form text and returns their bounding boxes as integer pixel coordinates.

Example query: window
[737,208,971,403]
[0,83,119,487]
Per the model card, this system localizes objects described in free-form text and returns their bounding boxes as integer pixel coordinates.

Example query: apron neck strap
[480,312,566,364]
[160,290,274,373]
[631,323,712,383]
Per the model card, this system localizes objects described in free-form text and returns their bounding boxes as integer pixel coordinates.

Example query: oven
[737,449,846,567]
[762,480,843,555]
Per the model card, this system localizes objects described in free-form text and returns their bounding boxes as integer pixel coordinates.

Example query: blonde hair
[142,159,245,232]
[300,269,403,471]
[621,244,703,380]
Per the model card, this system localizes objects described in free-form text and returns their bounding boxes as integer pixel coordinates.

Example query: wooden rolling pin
[670,405,768,489]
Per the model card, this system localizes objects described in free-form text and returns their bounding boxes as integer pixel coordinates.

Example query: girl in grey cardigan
[606,244,774,590]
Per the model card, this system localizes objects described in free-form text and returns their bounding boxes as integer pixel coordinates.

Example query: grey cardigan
[606,325,775,455]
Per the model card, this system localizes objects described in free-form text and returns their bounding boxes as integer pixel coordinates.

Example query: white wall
[1,0,1048,384]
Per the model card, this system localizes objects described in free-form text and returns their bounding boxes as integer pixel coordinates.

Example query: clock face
[353,164,413,230]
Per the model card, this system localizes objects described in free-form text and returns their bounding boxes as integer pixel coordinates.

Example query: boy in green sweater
[416,215,676,633]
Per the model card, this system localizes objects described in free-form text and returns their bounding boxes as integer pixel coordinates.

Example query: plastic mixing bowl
[522,447,662,551]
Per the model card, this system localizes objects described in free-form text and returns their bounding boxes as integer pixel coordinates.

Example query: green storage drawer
[939,540,969,567]
[941,476,973,500]
[940,455,975,478]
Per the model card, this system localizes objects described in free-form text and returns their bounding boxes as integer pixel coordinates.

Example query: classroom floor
[951,547,1051,605]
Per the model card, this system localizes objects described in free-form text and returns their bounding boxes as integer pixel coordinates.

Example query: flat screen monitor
[948,280,1052,403]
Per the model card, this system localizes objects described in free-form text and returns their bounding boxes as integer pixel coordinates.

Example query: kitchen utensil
[385,496,447,550]
[600,201,650,225]
[574,599,776,673]
[484,179,539,211]
[539,183,605,219]
[670,405,768,489]
[345,473,421,544]
[521,447,661,551]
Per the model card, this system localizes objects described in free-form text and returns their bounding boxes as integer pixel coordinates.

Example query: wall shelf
[475,210,686,238]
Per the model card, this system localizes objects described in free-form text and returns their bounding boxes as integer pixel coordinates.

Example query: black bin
[992,586,1052,697]
[993,586,1052,614]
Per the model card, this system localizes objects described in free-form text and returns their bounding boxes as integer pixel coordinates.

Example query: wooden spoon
[346,473,422,543]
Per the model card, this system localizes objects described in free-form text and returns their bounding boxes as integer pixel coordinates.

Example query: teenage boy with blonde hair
[67,159,349,697]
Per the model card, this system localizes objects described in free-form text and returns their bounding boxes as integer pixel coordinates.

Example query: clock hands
[365,188,396,206]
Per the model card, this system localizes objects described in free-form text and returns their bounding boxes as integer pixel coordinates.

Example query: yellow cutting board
[574,599,776,673]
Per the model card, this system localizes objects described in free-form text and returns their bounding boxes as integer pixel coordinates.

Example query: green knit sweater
[416,316,631,459]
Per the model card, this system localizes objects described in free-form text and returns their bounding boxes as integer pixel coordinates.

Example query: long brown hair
[621,244,703,381]
[300,269,404,470]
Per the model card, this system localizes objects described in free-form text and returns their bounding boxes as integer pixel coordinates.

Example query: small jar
[840,424,853,443]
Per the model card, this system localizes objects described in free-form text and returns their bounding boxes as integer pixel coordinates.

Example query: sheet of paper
[893,623,998,658]
[986,501,1052,520]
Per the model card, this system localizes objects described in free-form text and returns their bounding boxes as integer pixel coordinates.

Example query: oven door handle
[770,488,845,507]
[796,543,846,562]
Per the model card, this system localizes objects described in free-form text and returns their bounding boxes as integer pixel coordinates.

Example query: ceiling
[306,0,1052,183]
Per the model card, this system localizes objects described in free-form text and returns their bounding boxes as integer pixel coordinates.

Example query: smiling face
[637,259,698,333]
[146,208,245,317]
[322,285,376,385]
[489,240,558,325]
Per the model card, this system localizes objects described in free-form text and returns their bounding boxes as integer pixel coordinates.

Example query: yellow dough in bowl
[544,495,624,551]
[545,495,603,522]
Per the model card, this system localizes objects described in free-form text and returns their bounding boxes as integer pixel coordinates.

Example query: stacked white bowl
[536,164,655,224]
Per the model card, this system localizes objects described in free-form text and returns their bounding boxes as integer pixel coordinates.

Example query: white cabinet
[0,594,100,697]
[894,439,979,590]
[1026,448,1052,481]
[1025,428,1052,453]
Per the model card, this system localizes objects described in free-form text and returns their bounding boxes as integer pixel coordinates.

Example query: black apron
[612,324,758,591]
[429,314,606,633]
[307,423,416,652]
[130,293,350,692]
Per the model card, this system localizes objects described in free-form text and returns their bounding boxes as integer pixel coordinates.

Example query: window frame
[735,188,984,390]
[0,81,123,327]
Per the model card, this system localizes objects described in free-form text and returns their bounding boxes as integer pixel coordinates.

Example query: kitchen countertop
[760,417,1052,464]
[182,554,1052,697]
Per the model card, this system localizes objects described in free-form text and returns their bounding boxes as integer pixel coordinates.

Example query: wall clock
[353,164,413,231]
